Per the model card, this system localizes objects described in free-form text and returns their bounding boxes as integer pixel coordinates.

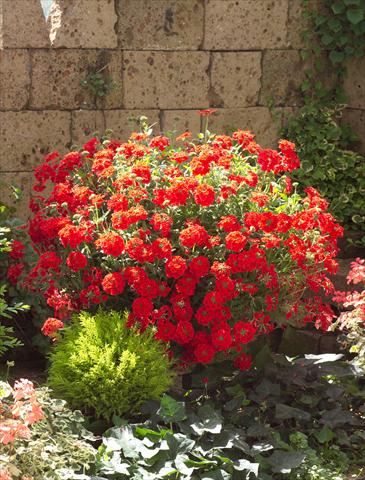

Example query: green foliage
[48,310,176,420]
[80,65,116,100]
[0,211,29,356]
[281,1,365,242]
[0,324,20,356]
[303,0,365,70]
[282,103,365,239]
[1,386,97,479]
[92,353,364,479]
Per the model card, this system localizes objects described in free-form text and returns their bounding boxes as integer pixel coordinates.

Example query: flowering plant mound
[23,117,343,369]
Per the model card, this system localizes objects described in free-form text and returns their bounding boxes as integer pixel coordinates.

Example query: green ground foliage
[89,353,365,479]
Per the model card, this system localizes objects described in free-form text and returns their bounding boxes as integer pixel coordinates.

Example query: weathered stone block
[211,52,262,108]
[208,107,281,148]
[204,0,288,50]
[260,50,306,106]
[116,0,204,50]
[103,110,160,140]
[0,111,71,171]
[286,0,324,48]
[344,57,365,109]
[341,108,365,155]
[30,50,123,110]
[71,110,105,146]
[0,50,30,110]
[48,0,117,48]
[123,51,210,109]
[286,0,307,48]
[0,0,50,48]
[162,110,201,137]
[0,172,31,220]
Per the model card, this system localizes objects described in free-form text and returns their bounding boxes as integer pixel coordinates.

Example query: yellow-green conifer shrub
[47,310,175,420]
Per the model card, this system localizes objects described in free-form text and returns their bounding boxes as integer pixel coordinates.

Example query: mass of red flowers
[18,117,344,369]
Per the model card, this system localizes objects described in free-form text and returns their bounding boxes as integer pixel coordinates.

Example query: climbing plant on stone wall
[281,0,365,248]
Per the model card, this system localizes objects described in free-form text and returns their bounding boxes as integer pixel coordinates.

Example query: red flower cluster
[41,317,64,338]
[24,119,343,370]
[3,238,25,287]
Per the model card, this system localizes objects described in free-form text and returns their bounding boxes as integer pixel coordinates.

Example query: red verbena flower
[234,352,252,371]
[41,318,64,338]
[194,184,215,207]
[95,232,125,257]
[102,272,126,296]
[165,256,187,279]
[66,251,87,272]
[194,343,215,363]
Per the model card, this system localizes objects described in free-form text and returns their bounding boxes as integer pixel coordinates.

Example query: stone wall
[0,0,364,218]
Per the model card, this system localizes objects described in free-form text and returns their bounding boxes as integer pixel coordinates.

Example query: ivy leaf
[137,444,162,460]
[255,379,281,399]
[156,462,178,477]
[338,35,349,46]
[329,50,345,63]
[299,394,319,406]
[343,0,360,5]
[98,451,130,475]
[233,459,259,478]
[314,426,335,444]
[185,458,217,468]
[130,468,157,480]
[321,407,355,427]
[174,454,195,476]
[197,404,223,434]
[232,436,252,455]
[325,385,344,400]
[253,344,272,371]
[112,415,127,428]
[212,430,235,449]
[327,17,343,32]
[102,426,140,458]
[275,404,311,421]
[300,50,311,61]
[332,2,346,14]
[301,80,311,91]
[267,451,306,473]
[347,8,364,24]
[157,395,187,423]
[247,422,269,438]
[251,442,274,453]
[225,384,244,397]
[200,470,231,480]
[166,432,196,456]
[315,14,327,26]
[321,33,334,45]
[224,396,247,411]
[134,426,165,440]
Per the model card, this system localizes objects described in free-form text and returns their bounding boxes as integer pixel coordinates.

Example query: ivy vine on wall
[281,0,365,248]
